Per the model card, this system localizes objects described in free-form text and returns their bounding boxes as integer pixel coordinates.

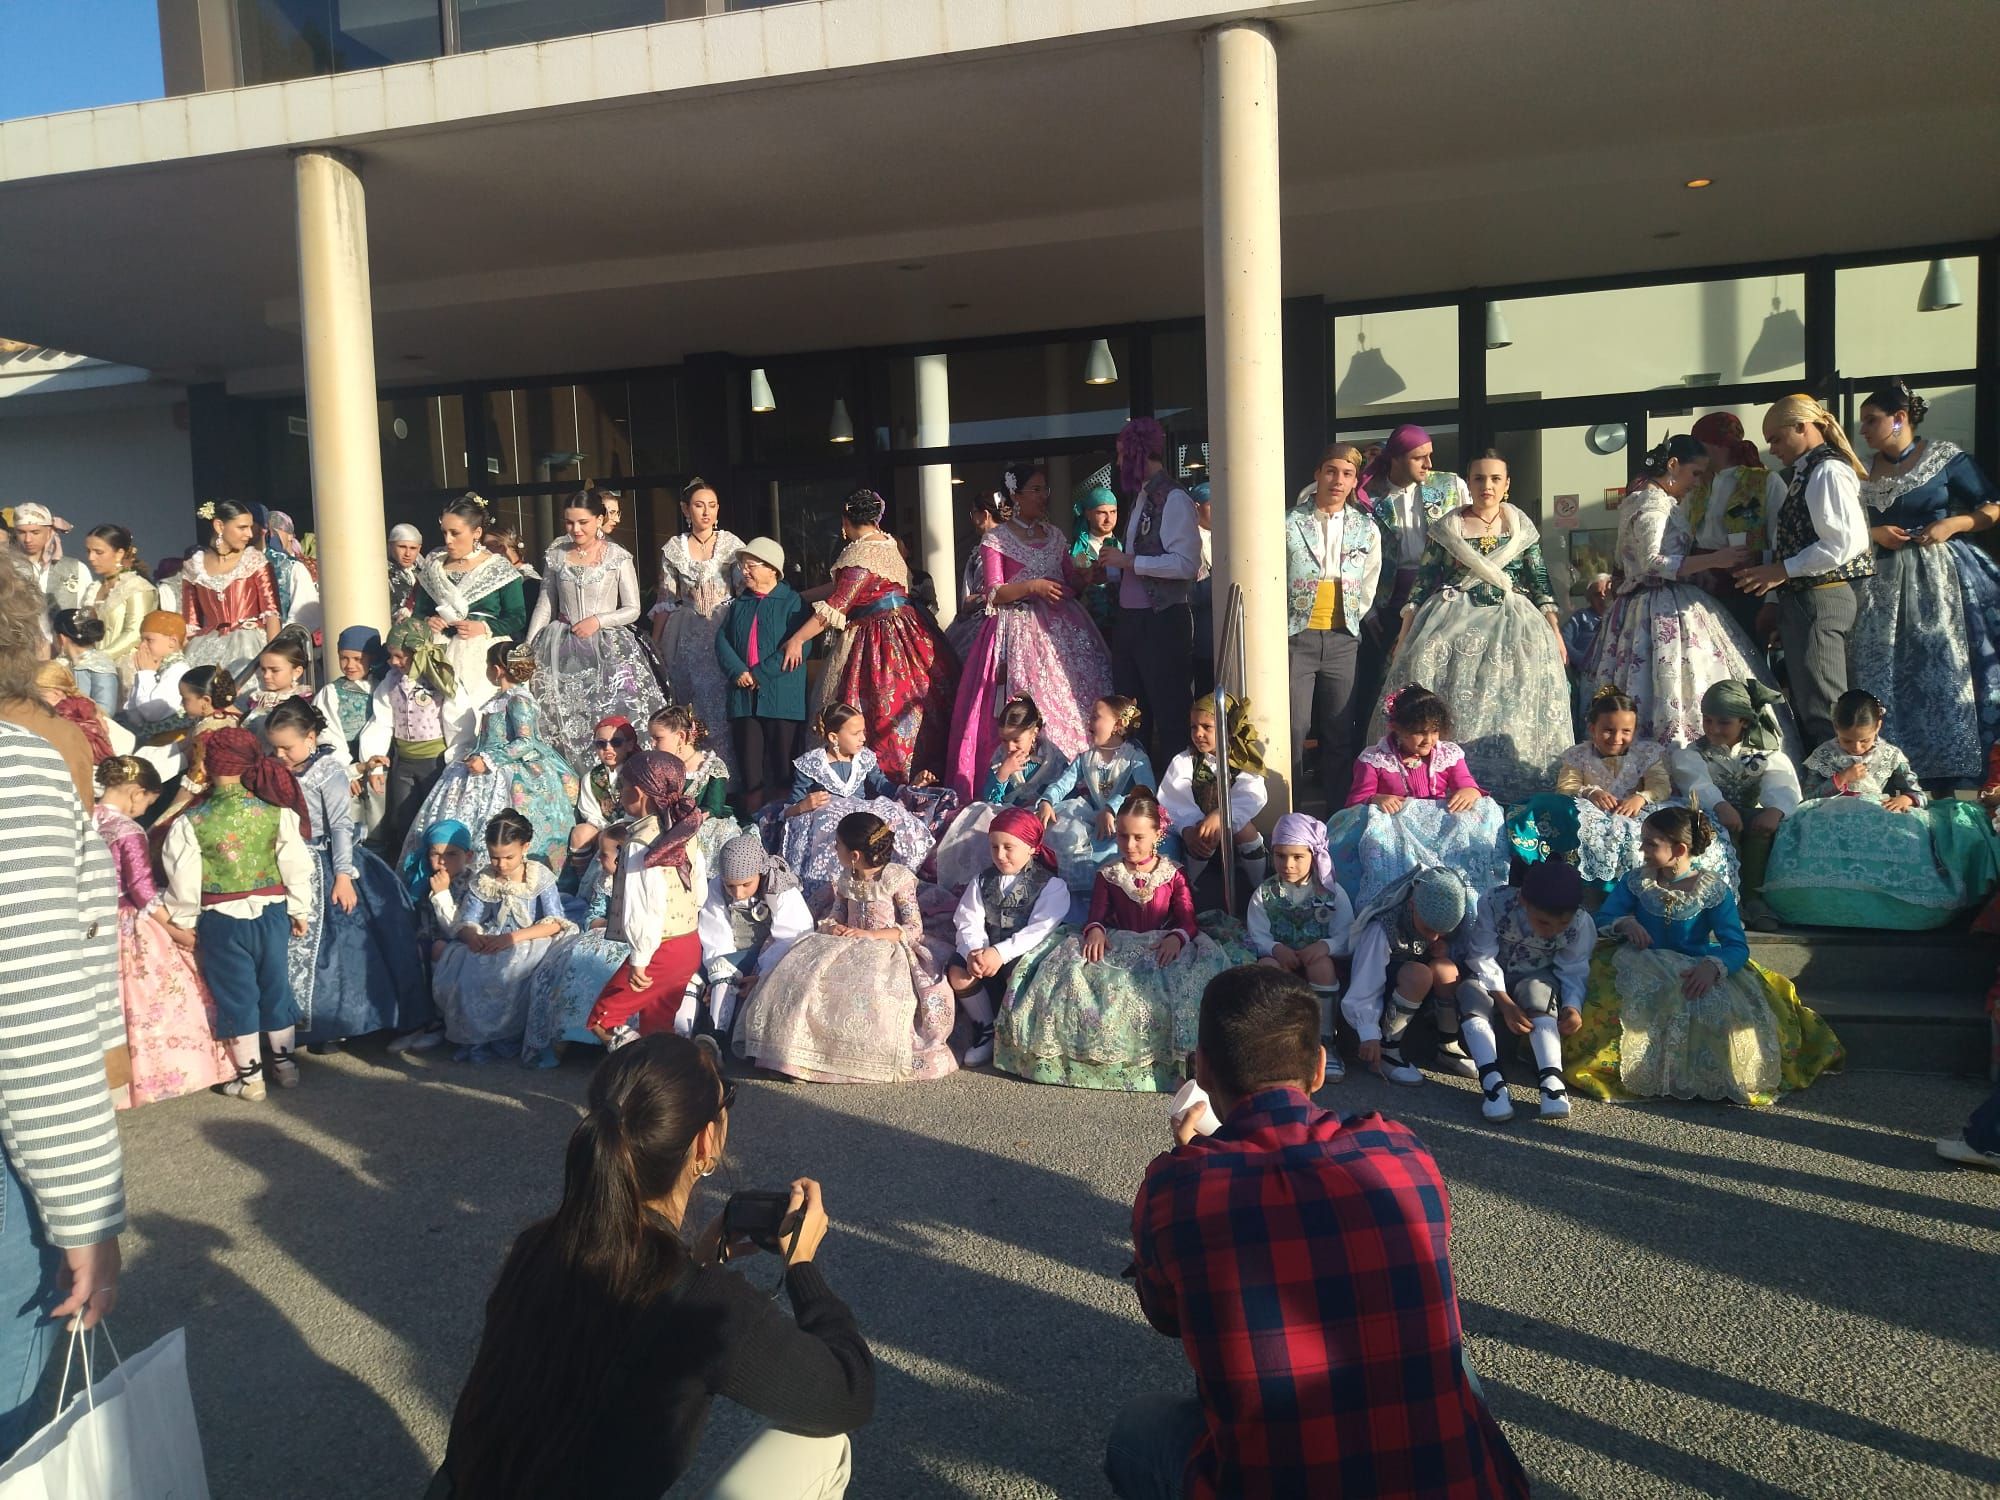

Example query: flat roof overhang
[2,0,1996,394]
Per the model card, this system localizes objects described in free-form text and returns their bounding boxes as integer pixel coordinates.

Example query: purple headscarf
[1359,424,1433,496]
[1270,811,1333,890]
[1116,417,1167,496]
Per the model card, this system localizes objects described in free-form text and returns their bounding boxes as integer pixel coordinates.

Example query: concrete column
[914,353,956,626]
[1202,21,1290,814]
[293,149,389,674]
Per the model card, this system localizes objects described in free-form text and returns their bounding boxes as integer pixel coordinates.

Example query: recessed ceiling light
[1683,177,1712,189]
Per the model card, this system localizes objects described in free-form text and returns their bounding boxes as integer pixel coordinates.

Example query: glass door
[1488,403,1645,609]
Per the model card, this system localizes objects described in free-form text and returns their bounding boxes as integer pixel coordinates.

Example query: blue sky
[0,0,163,121]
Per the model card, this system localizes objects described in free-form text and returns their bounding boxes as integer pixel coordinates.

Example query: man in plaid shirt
[1109,966,1529,1499]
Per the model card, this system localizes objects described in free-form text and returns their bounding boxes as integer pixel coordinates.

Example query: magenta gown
[946,522,1113,801]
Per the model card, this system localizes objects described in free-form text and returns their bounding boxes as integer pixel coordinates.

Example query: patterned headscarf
[988,806,1056,871]
[1700,678,1785,753]
[715,831,800,899]
[1691,412,1760,470]
[386,615,457,699]
[1270,812,1332,890]
[1411,866,1468,934]
[1116,417,1167,496]
[405,818,474,900]
[1359,424,1433,495]
[202,726,311,838]
[619,751,703,884]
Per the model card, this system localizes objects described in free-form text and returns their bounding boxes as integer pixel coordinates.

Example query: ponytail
[1764,393,1867,477]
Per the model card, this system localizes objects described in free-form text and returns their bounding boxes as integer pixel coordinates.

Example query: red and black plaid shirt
[1131,1090,1529,1500]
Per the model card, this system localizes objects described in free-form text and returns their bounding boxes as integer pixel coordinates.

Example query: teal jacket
[715,584,810,721]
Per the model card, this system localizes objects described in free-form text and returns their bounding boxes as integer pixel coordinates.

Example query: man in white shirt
[1735,399,1872,746]
[8,503,91,618]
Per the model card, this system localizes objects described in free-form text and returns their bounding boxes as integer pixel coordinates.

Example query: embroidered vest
[187,785,286,904]
[1489,891,1576,979]
[1256,879,1337,950]
[723,898,776,954]
[1128,474,1191,612]
[978,864,1054,943]
[1776,446,1872,590]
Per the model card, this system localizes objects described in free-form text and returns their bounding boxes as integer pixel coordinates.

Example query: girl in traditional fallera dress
[401,641,578,874]
[585,753,710,1044]
[33,659,123,765]
[1585,436,1794,751]
[1849,380,2000,785]
[160,727,315,1102]
[1459,862,1594,1124]
[933,695,1072,892]
[366,617,460,858]
[947,808,1071,1068]
[432,810,575,1062]
[240,634,332,747]
[151,665,247,826]
[997,789,1246,1092]
[1156,694,1270,900]
[264,700,432,1051]
[82,524,158,680]
[945,490,1008,661]
[482,521,542,620]
[527,489,666,773]
[647,704,744,865]
[946,461,1113,802]
[412,493,529,754]
[1043,695,1156,898]
[696,832,813,1044]
[92,757,233,1107]
[1763,691,2000,931]
[1669,679,1800,930]
[1370,451,1570,802]
[522,826,631,1066]
[181,501,282,676]
[1569,806,1843,1106]
[653,478,745,778]
[738,811,958,1083]
[387,819,475,1055]
[1510,689,1738,890]
[316,625,390,838]
[766,703,945,900]
[1330,684,1510,912]
[1247,812,1356,1053]
[1340,865,1474,1088]
[780,489,960,784]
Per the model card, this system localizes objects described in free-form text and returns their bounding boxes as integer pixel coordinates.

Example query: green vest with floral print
[187,784,286,902]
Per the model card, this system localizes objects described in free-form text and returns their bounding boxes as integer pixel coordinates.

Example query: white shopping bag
[0,1326,209,1500]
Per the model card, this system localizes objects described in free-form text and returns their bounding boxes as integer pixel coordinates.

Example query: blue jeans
[1104,1393,1204,1500]
[72,667,120,714]
[196,905,296,1038]
[0,1154,61,1460]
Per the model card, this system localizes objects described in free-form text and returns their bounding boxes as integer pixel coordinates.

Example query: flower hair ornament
[196,501,217,521]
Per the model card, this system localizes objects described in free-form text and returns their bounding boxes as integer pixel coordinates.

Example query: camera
[721,1190,802,1256]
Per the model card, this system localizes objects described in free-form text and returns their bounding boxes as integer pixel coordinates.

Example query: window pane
[1488,276,1806,402]
[1333,421,1461,484]
[744,358,866,468]
[380,393,465,494]
[1837,260,1978,376]
[458,0,662,51]
[235,0,445,85]
[481,387,589,489]
[879,341,1131,452]
[628,373,684,476]
[1332,306,1456,420]
[1150,327,1207,432]
[1486,423,1633,606]
[1845,382,1977,459]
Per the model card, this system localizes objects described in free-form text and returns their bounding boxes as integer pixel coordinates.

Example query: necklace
[1880,438,1923,468]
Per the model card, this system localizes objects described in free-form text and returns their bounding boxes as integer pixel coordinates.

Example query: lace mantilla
[1861,439,1961,512]
[1099,854,1180,904]
[1622,864,1728,922]
[1357,735,1467,778]
[797,745,878,795]
[181,546,269,594]
[1562,740,1668,798]
[467,860,567,933]
[542,537,634,587]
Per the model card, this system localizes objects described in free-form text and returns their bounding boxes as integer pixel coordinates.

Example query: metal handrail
[1213,583,1248,915]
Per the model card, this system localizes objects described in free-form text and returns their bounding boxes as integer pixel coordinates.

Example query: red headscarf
[989,807,1057,871]
[51,697,113,765]
[1690,412,1759,469]
[202,726,311,839]
[619,751,703,883]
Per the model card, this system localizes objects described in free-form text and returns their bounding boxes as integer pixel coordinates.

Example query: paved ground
[107,1044,1998,1499]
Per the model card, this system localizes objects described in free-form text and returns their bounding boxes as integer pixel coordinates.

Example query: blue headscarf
[337,624,385,673]
[404,818,474,901]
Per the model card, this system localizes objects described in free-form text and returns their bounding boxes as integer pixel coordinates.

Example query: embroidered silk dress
[180,547,280,676]
[931,736,1073,893]
[810,534,959,783]
[290,748,432,1043]
[1325,738,1510,911]
[527,538,665,772]
[654,530,744,777]
[397,686,580,873]
[91,568,159,671]
[1509,741,1738,889]
[1368,505,1571,802]
[1849,440,2000,782]
[412,549,529,753]
[91,804,232,1106]
[681,749,747,867]
[945,520,1112,801]
[1567,866,1842,1106]
[432,861,575,1050]
[758,747,951,900]
[1763,738,2000,930]
[736,862,957,1084]
[1043,741,1158,894]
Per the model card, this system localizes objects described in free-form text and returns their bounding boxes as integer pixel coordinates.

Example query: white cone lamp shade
[1919,259,1962,313]
[1084,339,1119,385]
[829,398,855,444]
[749,368,776,413]
[1484,302,1513,351]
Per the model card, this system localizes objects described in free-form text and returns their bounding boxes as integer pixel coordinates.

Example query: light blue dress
[1042,741,1157,894]
[399,686,578,872]
[521,864,629,1065]
[932,735,1073,892]
[755,747,951,900]
[431,861,575,1054]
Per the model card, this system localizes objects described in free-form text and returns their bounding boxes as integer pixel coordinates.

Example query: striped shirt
[0,725,127,1248]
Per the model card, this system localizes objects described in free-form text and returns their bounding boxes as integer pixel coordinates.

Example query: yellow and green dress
[1567,865,1842,1106]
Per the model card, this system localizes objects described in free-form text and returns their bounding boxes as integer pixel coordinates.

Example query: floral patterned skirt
[117,909,233,1107]
[947,597,1112,801]
[1566,946,1843,1106]
[1850,542,2000,783]
[1324,797,1511,913]
[1507,794,1738,890]
[1045,803,1120,896]
[1586,581,1796,753]
[738,931,957,1084]
[522,928,630,1060]
[659,604,738,781]
[757,791,954,901]
[295,844,434,1043]
[1763,796,2000,930]
[433,931,558,1046]
[530,623,668,775]
[398,745,577,875]
[815,607,960,785]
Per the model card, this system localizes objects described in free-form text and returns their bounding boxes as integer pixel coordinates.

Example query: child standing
[92,756,233,1105]
[1570,806,1842,1105]
[737,811,958,1083]
[933,695,1071,892]
[432,810,574,1061]
[586,753,710,1044]
[696,831,813,1041]
[948,808,1071,1066]
[1341,865,1474,1087]
[714,536,809,817]
[365,617,459,858]
[998,789,1246,1091]
[1246,811,1355,1060]
[522,825,632,1066]
[1157,694,1270,901]
[160,726,315,1100]
[1329,684,1509,910]
[1459,862,1595,1122]
[317,625,390,838]
[1763,690,2000,929]
[1669,679,1800,929]
[239,635,318,738]
[767,703,943,899]
[1042,695,1156,896]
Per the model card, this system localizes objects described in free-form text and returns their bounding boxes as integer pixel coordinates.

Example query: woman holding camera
[432,1035,873,1499]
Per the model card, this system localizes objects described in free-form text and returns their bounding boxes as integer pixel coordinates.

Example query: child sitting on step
[948,808,1070,1066]
[1668,679,1798,930]
[697,831,812,1042]
[1341,865,1474,1087]
[1459,862,1594,1123]
[1246,812,1354,1065]
[1157,693,1269,903]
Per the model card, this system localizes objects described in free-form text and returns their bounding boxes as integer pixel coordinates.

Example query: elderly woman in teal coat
[714,537,811,816]
[1285,443,1383,806]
